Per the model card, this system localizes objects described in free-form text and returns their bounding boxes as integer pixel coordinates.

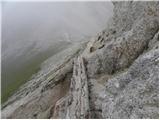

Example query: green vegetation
[1,42,71,103]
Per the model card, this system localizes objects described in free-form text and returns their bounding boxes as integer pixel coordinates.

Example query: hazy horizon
[1,2,113,102]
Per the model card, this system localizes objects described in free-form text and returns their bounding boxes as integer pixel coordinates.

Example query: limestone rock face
[102,48,159,119]
[66,57,90,119]
[86,1,158,77]
[1,1,159,119]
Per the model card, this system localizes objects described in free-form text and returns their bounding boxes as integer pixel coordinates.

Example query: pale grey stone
[2,1,159,119]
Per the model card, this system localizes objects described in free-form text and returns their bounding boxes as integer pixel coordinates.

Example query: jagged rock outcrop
[1,1,159,119]
[85,1,158,77]
[53,56,90,119]
[66,56,90,118]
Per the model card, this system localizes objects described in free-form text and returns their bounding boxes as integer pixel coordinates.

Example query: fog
[1,2,113,102]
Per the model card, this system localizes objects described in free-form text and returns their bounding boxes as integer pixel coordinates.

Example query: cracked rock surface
[1,1,159,119]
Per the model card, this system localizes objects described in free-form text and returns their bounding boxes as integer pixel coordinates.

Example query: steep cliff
[1,1,159,119]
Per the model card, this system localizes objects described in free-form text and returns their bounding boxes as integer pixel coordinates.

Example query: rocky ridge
[1,1,159,119]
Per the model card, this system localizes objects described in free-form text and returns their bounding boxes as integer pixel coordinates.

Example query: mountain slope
[1,1,159,119]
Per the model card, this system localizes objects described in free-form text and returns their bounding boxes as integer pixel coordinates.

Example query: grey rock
[1,1,159,119]
[65,56,90,119]
[1,43,85,119]
[102,48,159,119]
[148,32,159,50]
[52,95,70,119]
[86,1,158,77]
[88,79,105,118]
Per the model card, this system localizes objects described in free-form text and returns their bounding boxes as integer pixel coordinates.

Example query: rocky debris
[1,1,159,119]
